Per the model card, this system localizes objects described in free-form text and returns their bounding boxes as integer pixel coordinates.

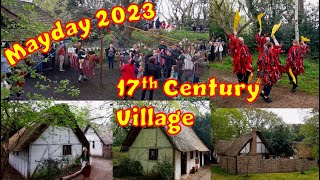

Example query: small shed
[8,123,89,178]
[84,124,112,159]
[122,126,210,180]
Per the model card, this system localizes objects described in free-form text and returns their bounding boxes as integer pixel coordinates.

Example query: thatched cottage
[213,128,317,174]
[84,124,112,159]
[213,127,273,164]
[121,126,210,180]
[8,123,89,178]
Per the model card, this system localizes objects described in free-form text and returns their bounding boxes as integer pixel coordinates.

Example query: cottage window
[196,151,199,157]
[63,145,72,155]
[149,149,158,160]
[190,152,194,159]
[92,141,95,149]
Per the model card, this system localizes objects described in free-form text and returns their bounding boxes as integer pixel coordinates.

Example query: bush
[152,157,174,180]
[114,158,143,177]
[33,158,63,179]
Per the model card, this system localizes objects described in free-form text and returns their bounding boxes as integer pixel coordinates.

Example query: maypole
[100,28,103,86]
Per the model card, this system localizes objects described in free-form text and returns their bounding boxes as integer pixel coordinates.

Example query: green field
[210,54,319,95]
[211,165,319,180]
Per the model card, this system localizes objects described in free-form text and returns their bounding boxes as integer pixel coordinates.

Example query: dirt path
[209,68,319,108]
[182,165,211,180]
[74,157,112,180]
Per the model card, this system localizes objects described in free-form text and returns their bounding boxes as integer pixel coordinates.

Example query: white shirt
[184,54,193,70]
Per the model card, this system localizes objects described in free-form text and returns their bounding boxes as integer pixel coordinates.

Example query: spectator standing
[105,44,116,69]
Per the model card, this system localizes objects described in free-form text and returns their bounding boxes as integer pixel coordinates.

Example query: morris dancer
[228,31,254,84]
[284,39,302,92]
[256,28,270,59]
[257,35,283,103]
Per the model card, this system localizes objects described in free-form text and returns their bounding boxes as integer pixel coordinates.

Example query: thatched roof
[224,133,253,157]
[214,140,232,155]
[215,130,274,157]
[8,104,89,152]
[121,126,209,152]
[84,124,112,145]
[9,122,88,152]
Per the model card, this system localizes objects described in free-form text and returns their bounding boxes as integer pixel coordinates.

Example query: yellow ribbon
[257,13,265,29]
[271,20,282,37]
[233,11,240,32]
[301,36,310,42]
[288,68,296,84]
[256,77,261,84]
[248,72,254,82]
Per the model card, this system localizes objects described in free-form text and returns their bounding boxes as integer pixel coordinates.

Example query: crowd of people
[118,40,210,100]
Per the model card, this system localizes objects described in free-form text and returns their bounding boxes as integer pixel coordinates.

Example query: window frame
[149,149,158,161]
[63,145,72,156]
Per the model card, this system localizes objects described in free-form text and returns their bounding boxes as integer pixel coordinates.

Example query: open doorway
[181,152,187,175]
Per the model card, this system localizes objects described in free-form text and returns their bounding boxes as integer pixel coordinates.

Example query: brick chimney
[250,127,257,155]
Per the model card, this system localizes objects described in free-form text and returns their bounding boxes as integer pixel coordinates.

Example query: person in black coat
[161,50,174,78]
[155,18,161,29]
[141,56,160,100]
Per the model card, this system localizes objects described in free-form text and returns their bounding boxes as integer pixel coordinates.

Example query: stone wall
[219,156,237,174]
[219,155,317,174]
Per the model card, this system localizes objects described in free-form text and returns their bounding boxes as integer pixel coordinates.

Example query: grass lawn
[112,146,128,167]
[210,54,319,95]
[211,165,319,180]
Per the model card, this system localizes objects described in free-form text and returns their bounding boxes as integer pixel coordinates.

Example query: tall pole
[294,0,299,41]
[100,29,103,86]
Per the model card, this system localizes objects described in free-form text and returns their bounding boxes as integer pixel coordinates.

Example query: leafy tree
[267,124,295,157]
[300,109,319,159]
[192,113,212,150]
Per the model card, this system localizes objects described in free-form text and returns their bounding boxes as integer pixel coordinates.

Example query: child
[170,65,179,79]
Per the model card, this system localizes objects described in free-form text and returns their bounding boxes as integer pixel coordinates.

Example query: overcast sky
[157,0,318,21]
[262,108,314,124]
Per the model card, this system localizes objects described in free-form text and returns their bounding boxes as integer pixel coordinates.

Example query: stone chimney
[250,127,257,155]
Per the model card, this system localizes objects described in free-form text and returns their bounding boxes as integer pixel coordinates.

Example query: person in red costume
[257,35,283,103]
[256,28,270,59]
[228,31,254,84]
[300,39,310,65]
[120,59,136,100]
[285,39,302,92]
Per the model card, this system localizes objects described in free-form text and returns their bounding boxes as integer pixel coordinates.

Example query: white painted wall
[174,149,181,180]
[9,150,29,177]
[240,142,250,154]
[84,127,103,156]
[29,126,83,177]
[256,136,269,153]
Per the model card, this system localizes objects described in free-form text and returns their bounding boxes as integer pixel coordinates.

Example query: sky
[262,108,314,124]
[157,0,318,21]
